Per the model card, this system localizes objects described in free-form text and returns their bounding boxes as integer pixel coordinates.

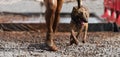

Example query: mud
[0,31,120,57]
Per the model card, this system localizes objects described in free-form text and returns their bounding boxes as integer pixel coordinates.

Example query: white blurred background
[0,0,104,16]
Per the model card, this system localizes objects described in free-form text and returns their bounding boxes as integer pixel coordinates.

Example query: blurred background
[0,0,103,16]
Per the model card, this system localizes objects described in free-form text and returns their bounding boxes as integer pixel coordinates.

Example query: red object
[108,11,116,22]
[103,0,120,12]
[104,0,115,9]
[102,0,120,24]
[116,0,120,11]
[102,0,111,19]
[116,15,120,26]
[104,0,109,8]
[101,8,110,19]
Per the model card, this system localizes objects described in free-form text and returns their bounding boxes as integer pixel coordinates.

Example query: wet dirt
[0,31,120,57]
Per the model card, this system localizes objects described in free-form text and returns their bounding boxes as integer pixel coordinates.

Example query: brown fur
[70,6,89,45]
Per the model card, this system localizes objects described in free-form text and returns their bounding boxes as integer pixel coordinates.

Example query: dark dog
[70,0,89,45]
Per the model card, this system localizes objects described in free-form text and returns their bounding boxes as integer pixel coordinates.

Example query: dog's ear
[71,7,79,16]
[72,7,78,12]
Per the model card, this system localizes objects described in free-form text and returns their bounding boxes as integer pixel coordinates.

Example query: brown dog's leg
[70,29,79,45]
[76,25,84,38]
[76,23,88,43]
[82,23,88,43]
[70,22,79,45]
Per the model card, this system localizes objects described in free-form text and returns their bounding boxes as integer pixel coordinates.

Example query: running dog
[70,0,89,45]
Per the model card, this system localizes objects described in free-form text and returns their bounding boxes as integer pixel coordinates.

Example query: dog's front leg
[70,22,79,45]
[76,25,84,38]
[83,23,88,43]
[70,29,79,45]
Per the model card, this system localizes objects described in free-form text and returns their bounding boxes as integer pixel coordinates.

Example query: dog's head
[71,6,89,23]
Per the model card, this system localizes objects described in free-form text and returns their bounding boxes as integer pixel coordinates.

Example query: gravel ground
[0,31,120,57]
[0,0,119,57]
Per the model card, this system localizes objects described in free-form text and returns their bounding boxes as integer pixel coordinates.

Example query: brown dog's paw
[82,40,86,43]
[70,39,79,45]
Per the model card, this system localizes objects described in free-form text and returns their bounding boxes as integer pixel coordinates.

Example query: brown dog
[70,0,89,45]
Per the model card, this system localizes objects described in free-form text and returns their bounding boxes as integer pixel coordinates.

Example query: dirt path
[0,31,120,57]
